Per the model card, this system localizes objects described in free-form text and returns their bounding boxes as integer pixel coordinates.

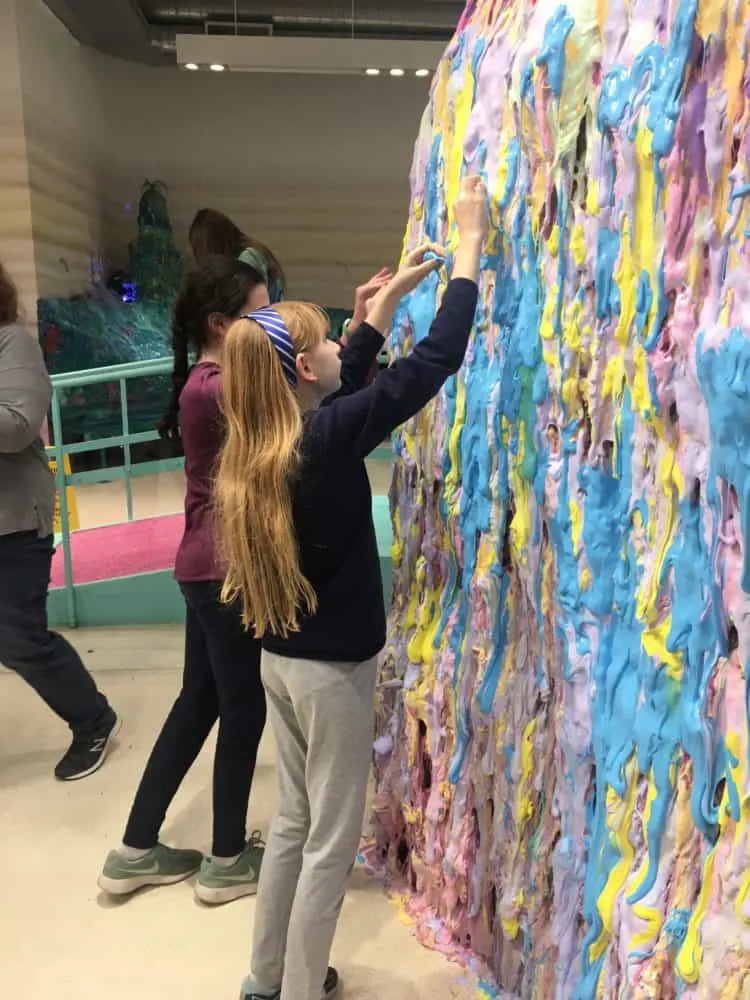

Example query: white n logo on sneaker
[219,867,257,882]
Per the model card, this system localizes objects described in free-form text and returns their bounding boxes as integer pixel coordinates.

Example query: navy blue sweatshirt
[263,277,479,664]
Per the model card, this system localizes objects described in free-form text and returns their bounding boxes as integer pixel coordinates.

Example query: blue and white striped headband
[241,308,297,387]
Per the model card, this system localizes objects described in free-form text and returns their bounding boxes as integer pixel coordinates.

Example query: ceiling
[44,0,466,63]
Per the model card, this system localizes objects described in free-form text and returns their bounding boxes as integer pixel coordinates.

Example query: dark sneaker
[322,968,339,998]
[54,710,120,781]
[98,843,203,896]
[239,966,339,1000]
[195,832,265,905]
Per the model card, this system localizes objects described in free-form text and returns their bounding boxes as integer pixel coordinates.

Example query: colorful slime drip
[370,1,750,997]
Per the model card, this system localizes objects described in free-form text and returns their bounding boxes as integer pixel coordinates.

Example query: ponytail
[189,208,286,302]
[216,302,328,636]
[160,310,190,441]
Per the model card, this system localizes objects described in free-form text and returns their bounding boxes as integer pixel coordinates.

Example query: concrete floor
[0,626,476,1000]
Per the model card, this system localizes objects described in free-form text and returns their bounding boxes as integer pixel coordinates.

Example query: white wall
[0,0,38,316]
[96,61,430,304]
[15,0,105,299]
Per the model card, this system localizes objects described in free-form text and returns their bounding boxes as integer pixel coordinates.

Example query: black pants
[123,580,265,858]
[0,531,110,739]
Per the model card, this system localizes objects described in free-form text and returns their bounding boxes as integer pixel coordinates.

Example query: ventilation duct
[43,0,459,63]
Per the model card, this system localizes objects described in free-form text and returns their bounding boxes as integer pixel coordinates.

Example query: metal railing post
[50,388,77,627]
[119,378,134,521]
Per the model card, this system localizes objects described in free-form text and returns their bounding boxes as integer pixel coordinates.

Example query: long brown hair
[188,208,286,298]
[216,301,329,637]
[0,263,19,326]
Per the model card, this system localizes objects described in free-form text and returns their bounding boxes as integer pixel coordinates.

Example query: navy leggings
[124,580,266,857]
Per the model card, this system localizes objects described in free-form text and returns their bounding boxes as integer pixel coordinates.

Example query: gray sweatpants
[251,649,379,1000]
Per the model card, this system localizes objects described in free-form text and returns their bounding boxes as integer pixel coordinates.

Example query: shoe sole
[57,716,122,782]
[194,881,259,905]
[239,978,337,1000]
[98,866,199,896]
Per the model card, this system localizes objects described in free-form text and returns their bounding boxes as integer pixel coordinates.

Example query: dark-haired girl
[99,257,271,904]
[188,207,394,360]
[189,208,286,304]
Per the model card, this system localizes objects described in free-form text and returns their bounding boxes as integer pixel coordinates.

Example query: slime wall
[371,0,750,996]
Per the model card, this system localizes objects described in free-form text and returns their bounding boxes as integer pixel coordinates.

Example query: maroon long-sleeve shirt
[173,362,224,582]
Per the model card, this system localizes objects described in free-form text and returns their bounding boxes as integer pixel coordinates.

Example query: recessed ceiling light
[415,69,430,78]
[390,68,405,77]
[365,68,381,76]
[184,62,199,71]
[209,63,226,72]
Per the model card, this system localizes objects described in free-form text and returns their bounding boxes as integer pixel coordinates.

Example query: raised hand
[451,176,489,283]
[386,242,447,299]
[351,267,394,330]
[364,243,447,335]
[454,175,490,243]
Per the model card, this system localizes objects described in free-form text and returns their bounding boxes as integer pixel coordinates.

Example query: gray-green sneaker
[239,966,339,1000]
[195,832,265,905]
[239,985,280,1000]
[98,844,203,896]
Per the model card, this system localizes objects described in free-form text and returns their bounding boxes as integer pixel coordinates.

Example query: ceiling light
[390,68,405,77]
[209,63,226,72]
[365,68,381,76]
[184,62,199,71]
[415,68,430,78]
[176,35,447,76]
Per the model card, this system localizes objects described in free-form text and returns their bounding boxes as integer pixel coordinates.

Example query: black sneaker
[322,968,339,998]
[240,967,338,1000]
[54,710,121,781]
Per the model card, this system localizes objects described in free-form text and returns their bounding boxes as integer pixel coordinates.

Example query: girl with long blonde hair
[219,176,490,1000]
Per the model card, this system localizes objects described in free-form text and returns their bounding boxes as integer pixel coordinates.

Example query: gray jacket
[0,323,54,538]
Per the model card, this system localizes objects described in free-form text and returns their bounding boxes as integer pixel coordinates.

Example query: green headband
[237,247,270,285]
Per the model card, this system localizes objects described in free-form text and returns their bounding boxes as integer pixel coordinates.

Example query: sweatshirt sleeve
[179,364,223,428]
[0,325,52,454]
[307,278,478,461]
[331,322,385,397]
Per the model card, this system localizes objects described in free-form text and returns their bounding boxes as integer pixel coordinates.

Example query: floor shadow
[95,876,199,910]
[336,965,477,1000]
[348,863,387,895]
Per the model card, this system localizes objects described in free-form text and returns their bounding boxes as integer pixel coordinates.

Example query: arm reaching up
[335,248,445,396]
[310,175,491,459]
[349,268,393,334]
[451,174,488,280]
[335,267,394,395]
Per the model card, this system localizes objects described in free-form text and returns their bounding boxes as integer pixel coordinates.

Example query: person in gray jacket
[0,263,118,780]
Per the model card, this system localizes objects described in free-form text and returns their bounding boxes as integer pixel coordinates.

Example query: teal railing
[49,356,178,627]
[48,356,392,628]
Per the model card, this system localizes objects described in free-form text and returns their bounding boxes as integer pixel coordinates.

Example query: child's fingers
[412,258,442,281]
[405,242,446,267]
